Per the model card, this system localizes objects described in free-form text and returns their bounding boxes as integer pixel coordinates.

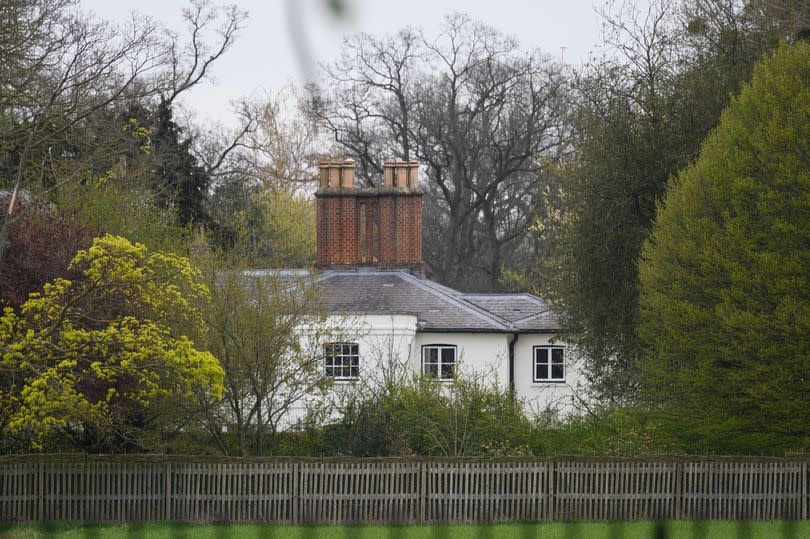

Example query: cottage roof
[316,269,561,333]
[244,268,559,333]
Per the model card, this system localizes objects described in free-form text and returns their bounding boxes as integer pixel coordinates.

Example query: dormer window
[533,346,565,383]
[324,342,359,380]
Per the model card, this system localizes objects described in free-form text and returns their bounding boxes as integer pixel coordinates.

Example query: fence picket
[1,456,808,524]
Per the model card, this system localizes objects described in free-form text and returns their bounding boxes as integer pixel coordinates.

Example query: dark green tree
[637,42,810,454]
[151,100,211,226]
[531,0,803,400]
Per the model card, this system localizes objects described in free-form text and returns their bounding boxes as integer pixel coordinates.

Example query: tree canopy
[526,0,807,400]
[0,234,223,451]
[637,42,810,453]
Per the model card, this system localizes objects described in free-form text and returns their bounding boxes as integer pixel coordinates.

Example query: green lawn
[1,521,808,539]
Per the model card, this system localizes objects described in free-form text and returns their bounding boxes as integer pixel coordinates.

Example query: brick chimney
[315,158,423,272]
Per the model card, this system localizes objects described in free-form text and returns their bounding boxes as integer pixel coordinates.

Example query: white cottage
[287,158,584,417]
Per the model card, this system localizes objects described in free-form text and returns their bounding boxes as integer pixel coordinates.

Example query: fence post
[81,460,87,523]
[36,463,44,522]
[547,459,555,522]
[291,461,299,525]
[419,461,427,524]
[673,460,684,520]
[802,460,807,521]
[164,462,171,521]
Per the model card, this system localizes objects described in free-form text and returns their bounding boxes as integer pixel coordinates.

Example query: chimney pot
[407,161,419,189]
[328,161,341,189]
[383,161,396,188]
[395,161,408,188]
[340,159,355,188]
[318,160,330,189]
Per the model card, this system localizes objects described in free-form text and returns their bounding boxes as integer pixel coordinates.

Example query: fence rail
[1,456,808,523]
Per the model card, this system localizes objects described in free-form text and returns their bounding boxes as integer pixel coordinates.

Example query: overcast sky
[81,0,630,127]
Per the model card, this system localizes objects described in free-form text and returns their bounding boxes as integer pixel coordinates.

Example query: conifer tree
[151,100,211,226]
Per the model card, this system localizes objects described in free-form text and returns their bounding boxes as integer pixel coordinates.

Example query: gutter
[508,332,519,400]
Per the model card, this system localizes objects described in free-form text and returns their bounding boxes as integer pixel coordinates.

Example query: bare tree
[196,86,323,193]
[164,0,247,106]
[0,0,247,293]
[309,14,569,291]
[196,264,351,456]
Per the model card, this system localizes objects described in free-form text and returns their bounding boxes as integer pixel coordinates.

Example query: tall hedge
[637,43,810,454]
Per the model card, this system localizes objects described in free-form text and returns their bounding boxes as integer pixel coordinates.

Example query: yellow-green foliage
[0,234,223,450]
[638,43,810,453]
[58,180,191,254]
[239,189,315,267]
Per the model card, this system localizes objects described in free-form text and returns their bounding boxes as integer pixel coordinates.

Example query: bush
[325,374,537,457]
[0,194,99,307]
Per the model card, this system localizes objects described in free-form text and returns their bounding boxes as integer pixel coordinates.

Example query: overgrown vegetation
[0,235,223,452]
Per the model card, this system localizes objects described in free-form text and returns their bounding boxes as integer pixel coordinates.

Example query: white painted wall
[287,314,419,425]
[288,315,585,425]
[413,332,510,387]
[513,333,586,416]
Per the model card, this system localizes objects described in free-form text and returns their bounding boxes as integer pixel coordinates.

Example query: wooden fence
[1,455,808,523]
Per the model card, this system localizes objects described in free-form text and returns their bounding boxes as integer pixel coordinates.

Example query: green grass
[1,521,808,539]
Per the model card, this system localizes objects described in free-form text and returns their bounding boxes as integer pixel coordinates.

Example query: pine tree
[151,100,211,226]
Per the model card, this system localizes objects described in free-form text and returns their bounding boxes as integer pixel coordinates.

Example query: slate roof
[313,268,560,333]
[245,268,560,333]
[456,294,559,331]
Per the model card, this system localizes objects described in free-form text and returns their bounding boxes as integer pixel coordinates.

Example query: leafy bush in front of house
[532,406,683,456]
[318,374,536,457]
[637,42,810,455]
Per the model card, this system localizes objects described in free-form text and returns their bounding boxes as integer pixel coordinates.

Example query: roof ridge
[461,292,536,298]
[512,310,552,324]
[458,292,548,309]
[396,273,516,331]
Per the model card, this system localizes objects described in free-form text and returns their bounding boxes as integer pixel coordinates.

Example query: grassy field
[1,521,808,539]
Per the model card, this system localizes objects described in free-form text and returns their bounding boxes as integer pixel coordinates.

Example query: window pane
[537,364,549,380]
[551,364,564,380]
[441,362,454,379]
[424,363,438,377]
[552,348,564,364]
[324,342,360,378]
[441,348,456,364]
[535,348,549,365]
[427,348,438,363]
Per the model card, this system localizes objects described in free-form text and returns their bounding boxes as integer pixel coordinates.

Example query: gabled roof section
[241,268,560,333]
[457,293,560,331]
[313,268,560,333]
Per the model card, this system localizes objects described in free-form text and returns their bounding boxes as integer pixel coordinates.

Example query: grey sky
[81,0,623,127]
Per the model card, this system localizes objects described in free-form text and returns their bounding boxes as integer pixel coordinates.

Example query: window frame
[532,345,566,383]
[421,344,458,382]
[323,342,360,381]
